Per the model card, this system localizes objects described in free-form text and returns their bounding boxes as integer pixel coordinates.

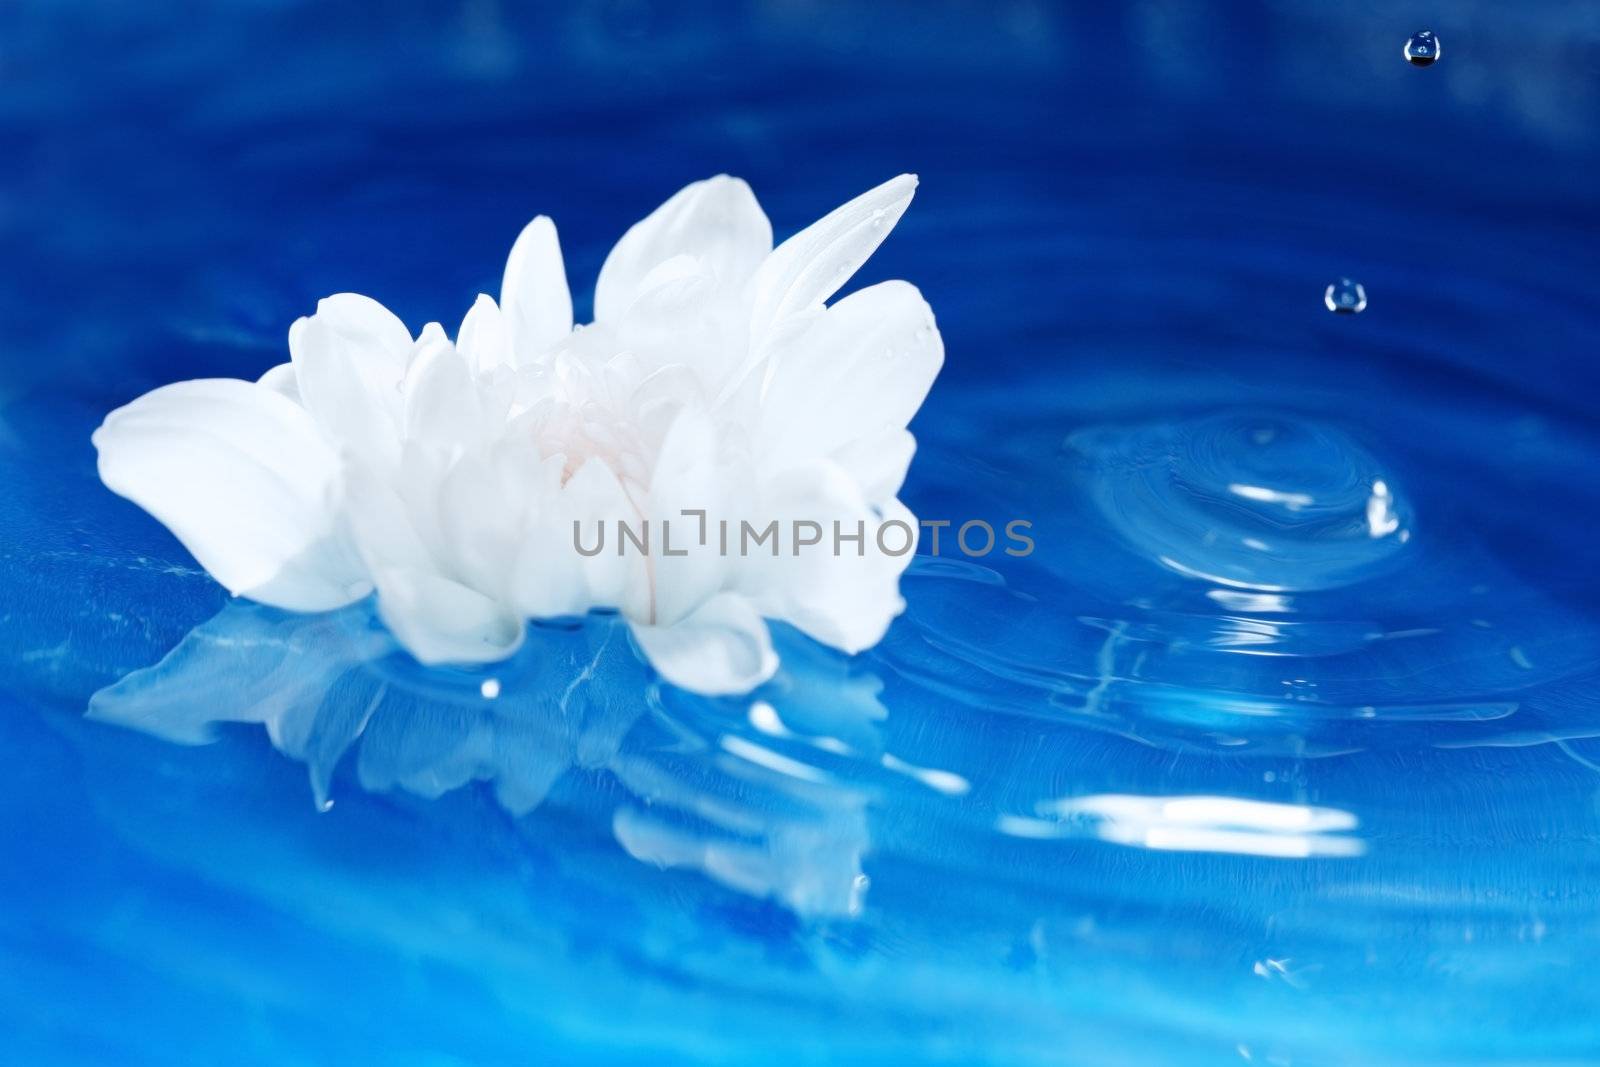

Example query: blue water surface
[3,2,1600,1064]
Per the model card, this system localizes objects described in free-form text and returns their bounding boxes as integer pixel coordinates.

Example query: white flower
[93,175,943,694]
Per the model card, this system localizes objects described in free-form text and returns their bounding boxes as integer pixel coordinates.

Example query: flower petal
[289,293,412,468]
[401,327,493,448]
[745,174,917,343]
[501,215,573,362]
[308,292,414,360]
[741,462,916,653]
[506,457,592,619]
[256,362,301,404]
[830,427,917,504]
[373,566,524,665]
[595,175,772,321]
[92,379,367,611]
[456,293,514,376]
[342,463,435,575]
[646,407,733,626]
[629,593,777,695]
[752,279,941,499]
[552,458,652,620]
[614,265,746,389]
[436,439,544,596]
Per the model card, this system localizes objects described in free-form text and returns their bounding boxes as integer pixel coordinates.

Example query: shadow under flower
[88,599,888,917]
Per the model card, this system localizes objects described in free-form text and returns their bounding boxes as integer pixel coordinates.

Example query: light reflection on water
[1000,793,1365,859]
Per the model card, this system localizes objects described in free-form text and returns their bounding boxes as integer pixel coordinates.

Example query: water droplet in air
[1324,278,1367,314]
[1403,30,1440,67]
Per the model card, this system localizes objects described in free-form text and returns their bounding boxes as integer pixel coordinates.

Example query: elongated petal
[456,293,514,375]
[342,463,435,575]
[391,441,453,572]
[401,328,491,448]
[595,175,772,321]
[629,593,777,695]
[373,566,524,665]
[310,292,414,359]
[501,216,573,362]
[742,462,915,653]
[646,407,733,626]
[289,293,412,468]
[754,279,942,496]
[437,439,543,596]
[506,454,592,619]
[553,458,652,620]
[614,263,745,389]
[745,174,917,342]
[93,379,367,611]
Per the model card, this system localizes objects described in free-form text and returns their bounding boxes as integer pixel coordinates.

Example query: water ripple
[1070,410,1412,592]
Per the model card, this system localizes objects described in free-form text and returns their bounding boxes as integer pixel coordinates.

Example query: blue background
[3,2,1599,1064]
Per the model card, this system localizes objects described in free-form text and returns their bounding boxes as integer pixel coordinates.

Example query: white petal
[753,279,942,495]
[436,439,540,596]
[93,379,367,612]
[742,463,915,653]
[373,566,523,665]
[311,292,414,359]
[392,442,454,572]
[289,293,412,468]
[456,293,514,376]
[595,175,772,321]
[831,428,917,505]
[633,253,708,299]
[256,362,301,404]
[342,464,435,575]
[501,216,573,362]
[401,329,491,448]
[629,593,777,695]
[646,408,731,626]
[745,174,917,343]
[507,454,591,619]
[550,458,651,620]
[508,528,591,619]
[613,268,745,389]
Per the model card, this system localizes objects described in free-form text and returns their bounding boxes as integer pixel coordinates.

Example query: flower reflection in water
[88,601,888,917]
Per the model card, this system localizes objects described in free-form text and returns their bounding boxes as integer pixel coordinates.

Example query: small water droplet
[1324,278,1367,314]
[1403,30,1440,67]
[480,678,501,699]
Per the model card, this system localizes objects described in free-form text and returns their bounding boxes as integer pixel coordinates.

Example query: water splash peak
[1070,411,1413,592]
